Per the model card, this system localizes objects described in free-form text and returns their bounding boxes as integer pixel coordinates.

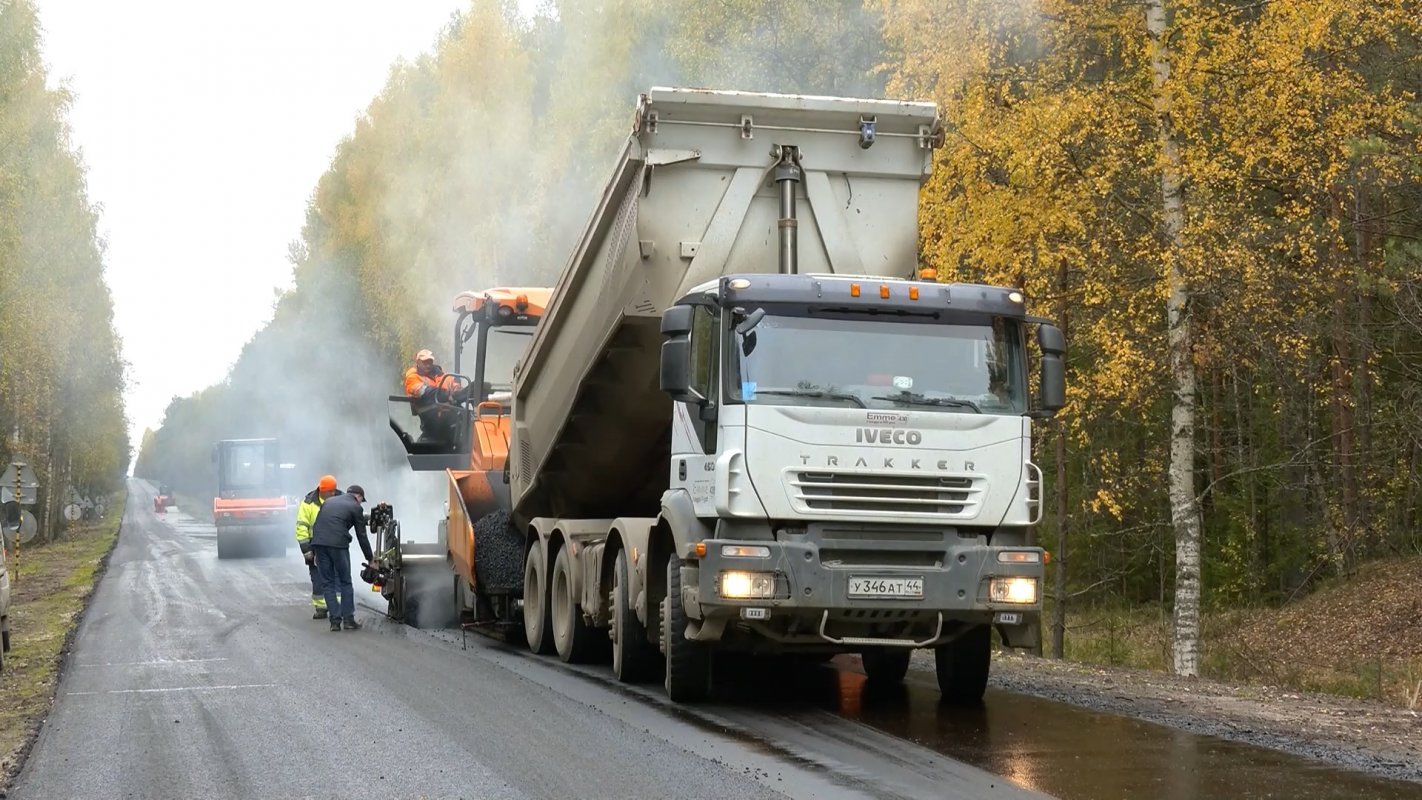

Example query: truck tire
[662,555,710,702]
[523,542,555,655]
[551,545,600,663]
[861,648,911,684]
[612,547,655,682]
[216,531,236,559]
[935,624,991,705]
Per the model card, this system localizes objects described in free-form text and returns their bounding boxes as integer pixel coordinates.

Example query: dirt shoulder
[0,497,125,792]
[911,648,1422,783]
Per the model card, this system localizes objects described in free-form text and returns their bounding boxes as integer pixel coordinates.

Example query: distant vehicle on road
[153,483,174,514]
[211,438,292,558]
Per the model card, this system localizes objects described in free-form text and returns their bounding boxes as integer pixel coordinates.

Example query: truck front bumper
[682,537,1043,649]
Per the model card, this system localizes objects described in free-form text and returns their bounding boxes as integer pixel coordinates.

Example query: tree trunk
[1404,437,1419,545]
[1328,188,1359,570]
[1051,258,1070,660]
[1147,0,1202,678]
[1235,366,1263,593]
[1353,180,1376,553]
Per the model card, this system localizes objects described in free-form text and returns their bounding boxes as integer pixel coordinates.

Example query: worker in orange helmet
[403,349,474,445]
[295,475,341,619]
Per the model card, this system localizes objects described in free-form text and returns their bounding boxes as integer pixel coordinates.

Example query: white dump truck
[385,87,1066,704]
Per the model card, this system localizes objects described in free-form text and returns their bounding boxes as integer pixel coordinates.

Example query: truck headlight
[721,545,770,558]
[989,577,1038,604]
[720,571,775,599]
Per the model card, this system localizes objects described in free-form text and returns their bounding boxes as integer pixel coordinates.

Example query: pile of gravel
[473,509,525,594]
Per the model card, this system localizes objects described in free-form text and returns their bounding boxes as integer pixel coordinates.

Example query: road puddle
[711,657,1422,799]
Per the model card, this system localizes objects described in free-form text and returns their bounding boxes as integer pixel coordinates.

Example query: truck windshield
[483,327,535,391]
[728,313,1027,414]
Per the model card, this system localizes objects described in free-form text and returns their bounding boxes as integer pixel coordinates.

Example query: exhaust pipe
[775,146,801,274]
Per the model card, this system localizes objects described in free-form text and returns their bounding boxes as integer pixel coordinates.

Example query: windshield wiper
[871,392,981,413]
[751,388,867,408]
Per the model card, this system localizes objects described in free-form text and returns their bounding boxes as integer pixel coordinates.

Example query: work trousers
[313,545,354,621]
[306,558,327,609]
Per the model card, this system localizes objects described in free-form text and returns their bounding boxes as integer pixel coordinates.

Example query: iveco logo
[857,428,922,445]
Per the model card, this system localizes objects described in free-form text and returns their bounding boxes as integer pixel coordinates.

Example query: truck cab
[654,272,1064,693]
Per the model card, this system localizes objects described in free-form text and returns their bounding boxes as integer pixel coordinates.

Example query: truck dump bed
[510,87,943,522]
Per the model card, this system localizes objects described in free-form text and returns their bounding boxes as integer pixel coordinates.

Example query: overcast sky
[32,1,540,462]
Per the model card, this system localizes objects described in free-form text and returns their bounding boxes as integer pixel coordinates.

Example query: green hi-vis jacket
[294,488,342,553]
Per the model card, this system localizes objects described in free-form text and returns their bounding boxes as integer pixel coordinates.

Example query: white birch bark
[1146,0,1201,677]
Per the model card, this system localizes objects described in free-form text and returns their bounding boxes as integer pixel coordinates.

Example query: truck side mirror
[660,305,703,404]
[661,305,694,336]
[1037,323,1066,415]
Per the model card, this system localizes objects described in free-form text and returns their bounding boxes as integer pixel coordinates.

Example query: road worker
[310,484,374,631]
[295,475,341,619]
[403,349,474,445]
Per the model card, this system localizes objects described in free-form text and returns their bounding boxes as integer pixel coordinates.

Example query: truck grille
[790,472,983,518]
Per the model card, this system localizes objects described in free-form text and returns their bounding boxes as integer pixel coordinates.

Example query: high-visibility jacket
[295,488,342,552]
[404,366,457,410]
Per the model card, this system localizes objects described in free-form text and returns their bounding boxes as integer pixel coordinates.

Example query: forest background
[5,0,1416,698]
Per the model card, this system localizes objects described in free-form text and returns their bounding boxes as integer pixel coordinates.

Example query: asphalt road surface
[8,481,1042,800]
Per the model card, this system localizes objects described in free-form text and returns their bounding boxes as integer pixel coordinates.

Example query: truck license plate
[848,576,924,599]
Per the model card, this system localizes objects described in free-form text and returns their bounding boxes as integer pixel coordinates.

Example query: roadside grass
[1046,566,1422,708]
[0,494,125,786]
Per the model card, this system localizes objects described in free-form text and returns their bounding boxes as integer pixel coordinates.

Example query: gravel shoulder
[908,648,1422,783]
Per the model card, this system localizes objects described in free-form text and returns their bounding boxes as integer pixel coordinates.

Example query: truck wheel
[662,555,710,702]
[935,624,991,706]
[551,545,600,663]
[522,542,555,655]
[216,531,234,559]
[612,547,654,682]
[861,648,911,684]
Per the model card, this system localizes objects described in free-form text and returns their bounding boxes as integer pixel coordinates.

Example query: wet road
[783,667,1422,800]
[8,482,1038,800]
[12,481,1422,799]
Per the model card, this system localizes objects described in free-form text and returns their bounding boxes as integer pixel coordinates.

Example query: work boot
[342,618,363,631]
[329,619,341,632]
[313,609,328,619]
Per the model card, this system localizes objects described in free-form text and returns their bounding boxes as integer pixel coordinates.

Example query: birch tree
[1145,0,1200,678]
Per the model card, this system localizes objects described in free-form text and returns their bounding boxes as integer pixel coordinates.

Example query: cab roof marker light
[880,284,890,299]
[850,283,861,297]
[1009,291,1024,303]
[909,286,919,300]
